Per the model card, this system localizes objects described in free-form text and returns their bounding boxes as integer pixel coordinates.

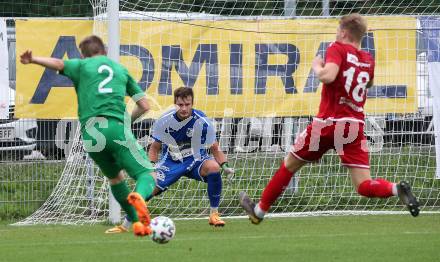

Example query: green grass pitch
[1,214,438,262]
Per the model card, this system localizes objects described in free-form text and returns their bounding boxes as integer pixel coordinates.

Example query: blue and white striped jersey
[151,108,216,162]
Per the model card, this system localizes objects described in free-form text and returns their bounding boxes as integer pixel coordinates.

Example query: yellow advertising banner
[16,17,417,118]
[16,20,92,118]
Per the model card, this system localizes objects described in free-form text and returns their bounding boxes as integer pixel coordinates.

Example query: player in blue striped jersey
[106,87,234,233]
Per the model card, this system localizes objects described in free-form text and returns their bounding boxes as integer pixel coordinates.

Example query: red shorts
[291,119,370,169]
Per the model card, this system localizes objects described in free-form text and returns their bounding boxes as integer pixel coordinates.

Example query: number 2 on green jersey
[98,65,113,93]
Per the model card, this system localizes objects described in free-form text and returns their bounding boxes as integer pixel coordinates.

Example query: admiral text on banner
[16,17,417,119]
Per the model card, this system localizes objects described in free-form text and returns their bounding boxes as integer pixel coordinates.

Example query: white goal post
[15,0,440,225]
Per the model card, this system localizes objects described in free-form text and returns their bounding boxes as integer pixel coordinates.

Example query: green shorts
[81,117,153,179]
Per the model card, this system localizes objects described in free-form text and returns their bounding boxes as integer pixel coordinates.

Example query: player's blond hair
[79,35,106,58]
[339,13,367,43]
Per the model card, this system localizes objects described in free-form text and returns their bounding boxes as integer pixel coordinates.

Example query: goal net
[16,0,440,225]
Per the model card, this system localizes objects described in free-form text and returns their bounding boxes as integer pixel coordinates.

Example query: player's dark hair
[174,87,194,103]
[79,35,106,58]
[339,13,367,43]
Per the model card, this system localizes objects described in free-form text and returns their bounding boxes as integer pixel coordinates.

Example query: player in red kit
[239,13,420,224]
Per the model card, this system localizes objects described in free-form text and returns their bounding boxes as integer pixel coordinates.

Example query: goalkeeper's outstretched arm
[211,142,235,182]
[20,50,64,71]
[210,142,226,165]
[148,140,161,163]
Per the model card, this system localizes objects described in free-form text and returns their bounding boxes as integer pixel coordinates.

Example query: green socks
[110,173,155,223]
[135,173,156,200]
[110,181,138,222]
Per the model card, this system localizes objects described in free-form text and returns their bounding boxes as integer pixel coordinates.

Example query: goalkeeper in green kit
[20,35,155,237]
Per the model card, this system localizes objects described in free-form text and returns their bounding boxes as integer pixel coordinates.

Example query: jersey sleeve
[203,121,216,146]
[325,43,343,67]
[126,72,145,102]
[196,111,216,146]
[60,59,81,85]
[151,118,164,143]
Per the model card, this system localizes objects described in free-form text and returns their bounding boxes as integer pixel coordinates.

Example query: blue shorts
[155,156,212,191]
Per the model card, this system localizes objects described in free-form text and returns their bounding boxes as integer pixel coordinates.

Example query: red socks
[357,178,394,198]
[259,162,294,211]
[259,163,394,212]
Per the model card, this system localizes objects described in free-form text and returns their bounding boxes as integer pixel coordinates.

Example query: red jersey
[316,41,375,123]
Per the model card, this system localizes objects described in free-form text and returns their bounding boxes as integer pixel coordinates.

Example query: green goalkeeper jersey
[61,55,144,126]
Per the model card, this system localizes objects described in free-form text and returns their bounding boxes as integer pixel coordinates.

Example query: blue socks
[206,172,222,208]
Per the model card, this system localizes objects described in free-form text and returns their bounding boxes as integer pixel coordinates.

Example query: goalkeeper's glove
[220,162,235,184]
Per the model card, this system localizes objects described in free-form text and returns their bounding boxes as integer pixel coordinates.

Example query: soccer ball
[150,216,176,244]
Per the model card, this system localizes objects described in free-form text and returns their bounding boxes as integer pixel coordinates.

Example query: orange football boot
[127,192,151,226]
[132,221,152,236]
[208,212,225,227]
